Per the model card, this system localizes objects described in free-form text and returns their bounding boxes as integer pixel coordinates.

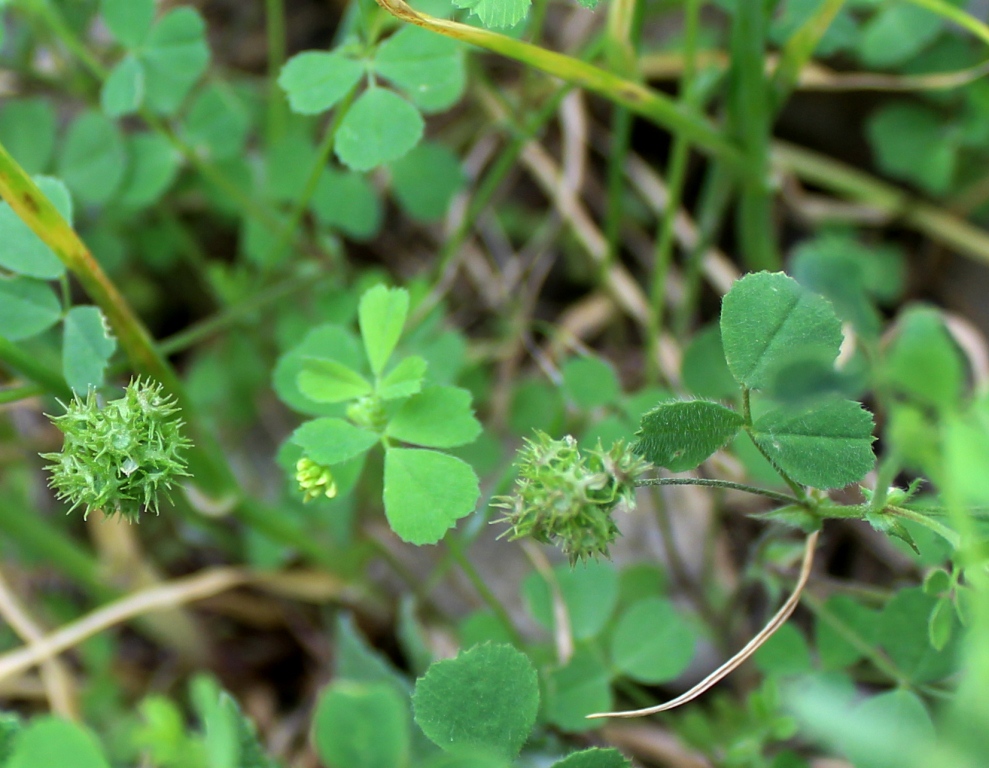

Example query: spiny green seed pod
[41,378,191,522]
[492,431,651,565]
[295,457,337,502]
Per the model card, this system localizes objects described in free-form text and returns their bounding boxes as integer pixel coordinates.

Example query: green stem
[770,0,847,109]
[742,389,808,501]
[636,476,800,506]
[0,384,44,405]
[265,0,289,143]
[887,505,961,549]
[446,537,523,646]
[0,336,71,400]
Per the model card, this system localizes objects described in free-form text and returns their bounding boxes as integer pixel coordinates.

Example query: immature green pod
[295,457,337,502]
[41,378,191,521]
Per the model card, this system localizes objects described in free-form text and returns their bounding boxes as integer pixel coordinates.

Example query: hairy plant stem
[887,505,961,549]
[636,477,799,506]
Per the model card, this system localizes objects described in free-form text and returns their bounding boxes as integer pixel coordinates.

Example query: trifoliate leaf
[58,111,126,205]
[277,51,364,115]
[336,87,424,171]
[412,643,538,759]
[313,682,410,768]
[453,0,531,29]
[298,358,373,403]
[140,8,210,115]
[63,306,116,393]
[101,54,144,117]
[383,447,479,544]
[0,98,56,174]
[117,133,179,209]
[389,141,465,222]
[373,26,466,113]
[7,717,109,768]
[359,284,409,377]
[750,399,875,488]
[0,277,61,341]
[386,386,481,448]
[310,168,382,240]
[609,597,697,684]
[101,0,154,48]
[634,399,743,471]
[290,417,378,465]
[0,176,71,279]
[720,271,843,391]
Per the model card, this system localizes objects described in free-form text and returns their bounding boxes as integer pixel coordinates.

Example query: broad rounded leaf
[140,8,210,115]
[273,324,364,416]
[290,417,378,465]
[389,142,464,222]
[858,5,942,68]
[884,307,964,410]
[413,643,538,759]
[879,588,958,683]
[58,111,126,205]
[0,277,61,340]
[7,717,109,768]
[720,271,842,391]
[310,169,381,240]
[562,356,622,409]
[609,597,696,683]
[867,102,955,197]
[522,559,619,641]
[313,682,409,768]
[278,51,364,115]
[118,133,179,209]
[336,88,424,171]
[552,748,631,768]
[102,0,154,48]
[383,448,479,544]
[635,400,743,471]
[373,26,465,112]
[298,357,373,403]
[543,649,612,733]
[63,306,116,393]
[386,386,481,448]
[359,284,409,377]
[101,55,144,117]
[843,690,936,768]
[750,399,875,489]
[183,84,250,160]
[0,176,71,278]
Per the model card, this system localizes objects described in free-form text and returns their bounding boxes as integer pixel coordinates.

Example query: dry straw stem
[588,530,820,719]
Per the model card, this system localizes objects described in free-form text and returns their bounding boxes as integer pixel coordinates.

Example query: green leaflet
[635,399,743,471]
[386,386,481,448]
[290,417,378,465]
[313,682,410,768]
[359,284,409,377]
[373,26,466,113]
[62,306,116,393]
[6,717,109,768]
[298,358,373,403]
[609,597,697,684]
[277,51,364,115]
[336,87,424,171]
[0,277,61,341]
[551,748,631,768]
[413,643,538,760]
[58,111,126,205]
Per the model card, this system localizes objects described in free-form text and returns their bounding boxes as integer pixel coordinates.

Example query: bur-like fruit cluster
[493,432,650,564]
[42,379,191,521]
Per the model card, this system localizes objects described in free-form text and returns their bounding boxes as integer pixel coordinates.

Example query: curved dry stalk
[0,567,249,684]
[520,541,573,665]
[587,530,820,719]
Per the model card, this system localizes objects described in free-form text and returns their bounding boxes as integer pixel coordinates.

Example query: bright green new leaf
[274,324,364,416]
[374,26,466,112]
[389,142,464,222]
[378,355,427,400]
[386,386,481,448]
[336,87,425,171]
[7,717,109,768]
[383,447,479,544]
[750,399,875,489]
[843,690,936,768]
[140,8,210,115]
[720,271,843,391]
[117,133,179,209]
[635,400,743,471]
[0,277,61,341]
[412,643,538,759]
[609,597,696,683]
[183,84,250,160]
[883,307,965,411]
[310,168,382,240]
[277,51,364,115]
[453,0,531,29]
[858,4,942,68]
[928,597,953,651]
[359,284,409,377]
[58,111,126,205]
[522,559,619,641]
[0,176,71,279]
[551,748,631,768]
[102,0,155,48]
[101,54,145,117]
[867,102,955,196]
[944,395,989,506]
[313,681,410,768]
[189,677,240,768]
[543,649,612,732]
[561,356,622,409]
[298,358,373,403]
[290,417,378,465]
[62,306,116,393]
[0,98,56,174]
[681,323,738,401]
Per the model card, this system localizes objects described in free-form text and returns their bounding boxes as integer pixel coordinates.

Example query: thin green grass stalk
[728,0,777,271]
[373,0,750,173]
[770,0,846,108]
[646,0,702,382]
[0,385,44,405]
[0,336,72,400]
[266,0,289,143]
[446,537,524,646]
[906,0,989,48]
